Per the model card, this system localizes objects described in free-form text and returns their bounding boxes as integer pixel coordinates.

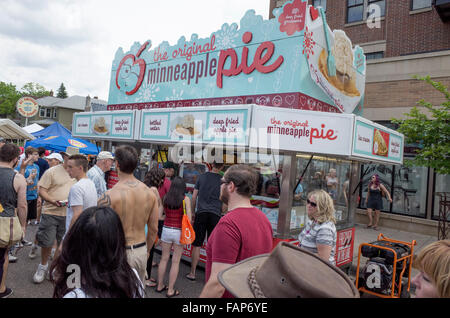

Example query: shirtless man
[97,145,159,283]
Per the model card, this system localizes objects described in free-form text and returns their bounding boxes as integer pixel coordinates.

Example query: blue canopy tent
[31,122,71,139]
[26,135,100,155]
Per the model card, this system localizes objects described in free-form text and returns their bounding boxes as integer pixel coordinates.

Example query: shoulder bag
[179,199,195,245]
[0,213,23,248]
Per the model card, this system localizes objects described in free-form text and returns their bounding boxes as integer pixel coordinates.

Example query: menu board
[72,110,136,140]
[352,117,404,164]
[139,105,251,146]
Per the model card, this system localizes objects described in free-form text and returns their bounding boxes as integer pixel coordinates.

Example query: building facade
[22,95,107,130]
[269,0,450,235]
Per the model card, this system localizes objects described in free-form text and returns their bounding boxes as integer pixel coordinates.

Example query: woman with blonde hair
[412,240,450,298]
[298,189,337,264]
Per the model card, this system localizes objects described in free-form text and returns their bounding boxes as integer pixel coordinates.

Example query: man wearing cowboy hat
[218,242,360,298]
[199,164,273,298]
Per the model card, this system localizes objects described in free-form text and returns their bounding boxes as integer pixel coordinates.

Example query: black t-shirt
[36,157,49,180]
[194,172,222,215]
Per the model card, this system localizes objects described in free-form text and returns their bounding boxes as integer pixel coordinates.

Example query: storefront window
[359,162,428,218]
[433,173,450,221]
[359,163,393,212]
[392,164,427,217]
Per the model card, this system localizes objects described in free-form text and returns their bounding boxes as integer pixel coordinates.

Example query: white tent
[23,123,44,134]
[0,119,35,140]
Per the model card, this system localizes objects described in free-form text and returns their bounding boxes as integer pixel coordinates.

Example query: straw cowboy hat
[218,242,359,298]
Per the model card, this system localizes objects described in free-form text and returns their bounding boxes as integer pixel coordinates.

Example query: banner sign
[249,106,354,156]
[107,0,365,114]
[72,110,136,140]
[139,105,251,146]
[352,117,404,164]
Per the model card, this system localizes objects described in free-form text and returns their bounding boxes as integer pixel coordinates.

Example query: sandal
[155,285,167,293]
[145,278,157,288]
[366,225,372,228]
[166,289,180,298]
[372,226,378,230]
[185,274,196,281]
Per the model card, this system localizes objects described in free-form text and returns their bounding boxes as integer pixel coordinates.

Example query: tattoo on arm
[97,193,112,207]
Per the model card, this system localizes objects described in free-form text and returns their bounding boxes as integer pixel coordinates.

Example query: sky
[0,0,270,101]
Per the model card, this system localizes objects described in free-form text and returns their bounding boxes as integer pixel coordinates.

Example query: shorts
[160,226,182,245]
[36,214,66,248]
[367,199,383,211]
[192,212,221,247]
[27,199,38,221]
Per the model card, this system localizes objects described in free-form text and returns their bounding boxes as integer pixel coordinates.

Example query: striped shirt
[298,218,337,264]
[87,165,106,199]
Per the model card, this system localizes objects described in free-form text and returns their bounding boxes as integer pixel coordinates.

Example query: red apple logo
[116,41,150,96]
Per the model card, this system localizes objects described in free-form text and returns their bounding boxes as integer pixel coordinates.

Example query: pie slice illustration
[318,31,360,97]
[373,129,388,156]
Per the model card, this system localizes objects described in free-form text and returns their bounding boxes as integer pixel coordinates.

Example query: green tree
[56,82,68,98]
[391,75,450,174]
[21,82,52,98]
[0,81,21,117]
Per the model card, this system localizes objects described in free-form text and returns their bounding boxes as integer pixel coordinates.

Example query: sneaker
[33,263,48,284]
[8,251,17,263]
[21,239,32,247]
[46,268,55,281]
[34,220,40,225]
[27,220,32,225]
[0,287,13,298]
[29,244,38,259]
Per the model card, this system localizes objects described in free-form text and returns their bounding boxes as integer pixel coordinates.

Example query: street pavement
[5,221,438,298]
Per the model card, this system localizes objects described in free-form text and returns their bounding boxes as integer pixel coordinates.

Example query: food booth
[72,0,404,272]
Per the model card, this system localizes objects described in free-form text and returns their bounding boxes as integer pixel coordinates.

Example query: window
[347,0,385,23]
[39,107,45,117]
[53,109,57,118]
[313,0,327,11]
[433,174,450,221]
[411,0,432,10]
[367,0,386,18]
[347,0,364,23]
[46,108,52,118]
[358,162,428,218]
[365,51,384,60]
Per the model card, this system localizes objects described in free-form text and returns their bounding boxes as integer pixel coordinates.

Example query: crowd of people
[0,138,449,298]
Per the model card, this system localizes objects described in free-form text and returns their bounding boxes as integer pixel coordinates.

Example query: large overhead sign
[107,0,365,114]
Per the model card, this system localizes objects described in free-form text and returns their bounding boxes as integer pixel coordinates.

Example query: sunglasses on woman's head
[306,199,317,207]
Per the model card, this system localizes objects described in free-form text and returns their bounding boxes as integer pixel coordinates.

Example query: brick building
[269,0,450,235]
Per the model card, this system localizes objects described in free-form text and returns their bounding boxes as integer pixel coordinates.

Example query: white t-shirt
[65,178,98,234]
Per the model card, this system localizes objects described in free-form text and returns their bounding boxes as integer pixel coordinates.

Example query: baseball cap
[218,242,360,298]
[0,137,5,143]
[97,151,114,160]
[46,153,64,162]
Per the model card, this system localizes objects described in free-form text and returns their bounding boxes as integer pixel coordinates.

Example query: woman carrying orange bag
[156,177,192,297]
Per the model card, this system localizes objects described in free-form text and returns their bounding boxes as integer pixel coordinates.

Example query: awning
[23,123,44,134]
[0,119,35,140]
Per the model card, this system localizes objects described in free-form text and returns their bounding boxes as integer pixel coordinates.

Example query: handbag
[179,200,195,245]
[0,215,23,248]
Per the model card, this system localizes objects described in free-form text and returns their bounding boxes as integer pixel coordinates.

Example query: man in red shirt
[199,164,273,298]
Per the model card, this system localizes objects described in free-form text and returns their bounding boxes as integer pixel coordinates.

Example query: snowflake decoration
[215,23,239,50]
[165,89,184,101]
[135,82,160,103]
[302,26,316,59]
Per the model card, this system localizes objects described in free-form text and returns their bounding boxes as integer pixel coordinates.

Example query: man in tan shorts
[33,152,75,283]
[97,145,159,283]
